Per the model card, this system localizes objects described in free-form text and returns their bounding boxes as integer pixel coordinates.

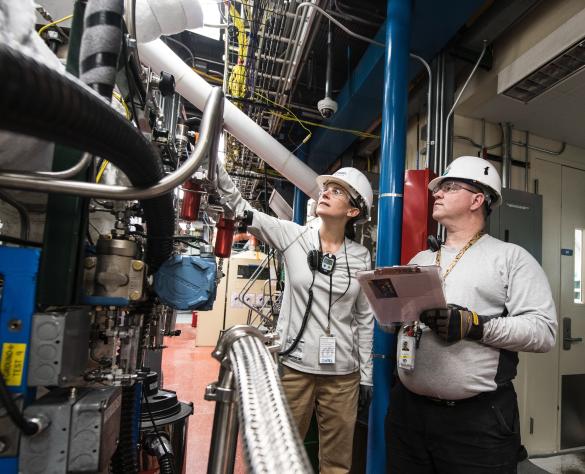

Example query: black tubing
[0,372,38,436]
[111,386,139,474]
[159,454,176,474]
[79,0,124,99]
[0,46,173,271]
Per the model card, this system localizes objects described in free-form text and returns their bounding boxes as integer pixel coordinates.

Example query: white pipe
[135,0,204,43]
[139,40,320,199]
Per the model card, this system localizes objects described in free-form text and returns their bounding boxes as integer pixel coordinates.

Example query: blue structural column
[367,1,412,473]
[292,146,308,224]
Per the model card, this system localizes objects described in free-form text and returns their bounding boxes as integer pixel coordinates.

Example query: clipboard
[355,265,447,324]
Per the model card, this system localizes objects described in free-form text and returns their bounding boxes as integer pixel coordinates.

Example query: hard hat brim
[428,176,502,207]
[316,174,370,223]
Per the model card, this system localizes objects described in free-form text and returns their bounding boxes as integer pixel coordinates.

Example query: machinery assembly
[1,0,584,473]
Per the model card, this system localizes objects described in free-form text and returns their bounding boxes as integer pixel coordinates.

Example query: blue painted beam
[366,1,411,472]
[307,0,486,174]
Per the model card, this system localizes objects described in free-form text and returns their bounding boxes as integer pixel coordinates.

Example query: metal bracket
[204,383,235,403]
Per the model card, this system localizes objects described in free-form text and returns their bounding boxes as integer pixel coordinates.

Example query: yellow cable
[255,92,312,144]
[112,91,131,120]
[270,111,380,139]
[96,160,109,183]
[38,14,73,37]
[192,68,223,84]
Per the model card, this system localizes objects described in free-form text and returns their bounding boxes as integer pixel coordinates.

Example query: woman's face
[316,182,359,221]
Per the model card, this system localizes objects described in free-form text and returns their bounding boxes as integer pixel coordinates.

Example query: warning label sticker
[1,343,27,386]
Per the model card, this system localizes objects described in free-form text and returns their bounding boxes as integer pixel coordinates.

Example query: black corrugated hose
[159,455,175,474]
[0,45,174,272]
[111,386,139,474]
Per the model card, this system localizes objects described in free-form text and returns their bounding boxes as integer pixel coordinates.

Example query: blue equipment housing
[154,255,217,310]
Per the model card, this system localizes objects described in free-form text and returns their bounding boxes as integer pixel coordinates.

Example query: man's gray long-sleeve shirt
[398,234,557,400]
[217,166,374,384]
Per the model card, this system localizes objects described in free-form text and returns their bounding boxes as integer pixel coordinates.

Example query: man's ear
[470,193,486,212]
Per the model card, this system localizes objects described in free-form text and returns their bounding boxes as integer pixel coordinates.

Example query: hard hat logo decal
[484,167,489,175]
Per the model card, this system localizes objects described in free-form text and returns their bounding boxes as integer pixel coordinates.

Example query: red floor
[162,324,246,474]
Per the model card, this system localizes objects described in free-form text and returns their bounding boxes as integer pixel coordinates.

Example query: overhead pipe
[368,0,412,472]
[139,39,320,199]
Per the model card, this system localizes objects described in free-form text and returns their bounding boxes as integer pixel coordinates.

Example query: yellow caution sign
[1,343,27,386]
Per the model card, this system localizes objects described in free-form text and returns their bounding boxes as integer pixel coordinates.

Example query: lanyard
[435,231,483,281]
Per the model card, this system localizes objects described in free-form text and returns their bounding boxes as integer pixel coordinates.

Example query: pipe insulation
[138,40,321,199]
[79,0,125,99]
[229,335,312,473]
[135,0,204,44]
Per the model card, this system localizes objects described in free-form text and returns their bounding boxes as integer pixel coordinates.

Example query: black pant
[386,382,520,474]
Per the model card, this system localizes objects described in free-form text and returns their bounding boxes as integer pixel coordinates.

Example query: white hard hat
[316,167,373,223]
[428,156,503,208]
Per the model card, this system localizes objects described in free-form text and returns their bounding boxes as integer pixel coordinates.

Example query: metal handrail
[205,326,311,474]
[0,88,224,200]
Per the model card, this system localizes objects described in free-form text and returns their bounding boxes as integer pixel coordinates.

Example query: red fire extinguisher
[214,216,235,258]
[180,180,201,221]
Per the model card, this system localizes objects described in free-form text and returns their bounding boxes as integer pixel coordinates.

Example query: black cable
[279,270,316,357]
[142,385,176,474]
[0,234,43,248]
[0,190,30,240]
[0,372,38,436]
[163,36,195,66]
[121,26,140,124]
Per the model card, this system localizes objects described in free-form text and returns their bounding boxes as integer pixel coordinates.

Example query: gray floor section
[524,452,585,474]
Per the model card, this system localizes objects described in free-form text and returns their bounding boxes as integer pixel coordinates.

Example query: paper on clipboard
[355,265,447,324]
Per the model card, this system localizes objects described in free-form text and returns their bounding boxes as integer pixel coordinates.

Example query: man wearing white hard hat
[385,156,557,473]
[217,164,375,473]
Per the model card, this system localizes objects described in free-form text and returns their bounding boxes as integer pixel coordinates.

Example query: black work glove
[420,306,484,343]
[357,384,373,425]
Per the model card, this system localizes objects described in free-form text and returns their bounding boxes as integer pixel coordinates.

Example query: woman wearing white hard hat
[217,163,374,473]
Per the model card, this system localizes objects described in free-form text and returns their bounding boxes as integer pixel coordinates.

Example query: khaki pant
[281,366,360,474]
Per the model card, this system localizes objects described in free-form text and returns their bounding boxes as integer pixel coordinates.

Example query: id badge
[319,336,336,364]
[398,326,416,372]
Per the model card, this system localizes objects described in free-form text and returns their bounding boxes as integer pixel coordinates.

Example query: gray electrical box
[68,387,122,472]
[28,308,91,387]
[19,387,122,474]
[487,188,543,263]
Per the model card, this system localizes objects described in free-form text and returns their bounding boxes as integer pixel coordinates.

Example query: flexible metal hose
[0,45,173,271]
[229,336,312,473]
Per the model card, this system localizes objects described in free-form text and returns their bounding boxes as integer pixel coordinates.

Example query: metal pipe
[325,19,333,99]
[410,54,432,166]
[0,88,223,200]
[511,139,566,155]
[1,153,93,180]
[368,1,411,472]
[206,365,239,474]
[207,326,310,473]
[524,131,529,192]
[0,190,30,240]
[443,40,488,167]
[207,99,225,187]
[139,40,321,199]
[501,122,512,188]
[454,135,502,150]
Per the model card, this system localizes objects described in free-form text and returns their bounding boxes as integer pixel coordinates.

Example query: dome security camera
[317,97,338,119]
